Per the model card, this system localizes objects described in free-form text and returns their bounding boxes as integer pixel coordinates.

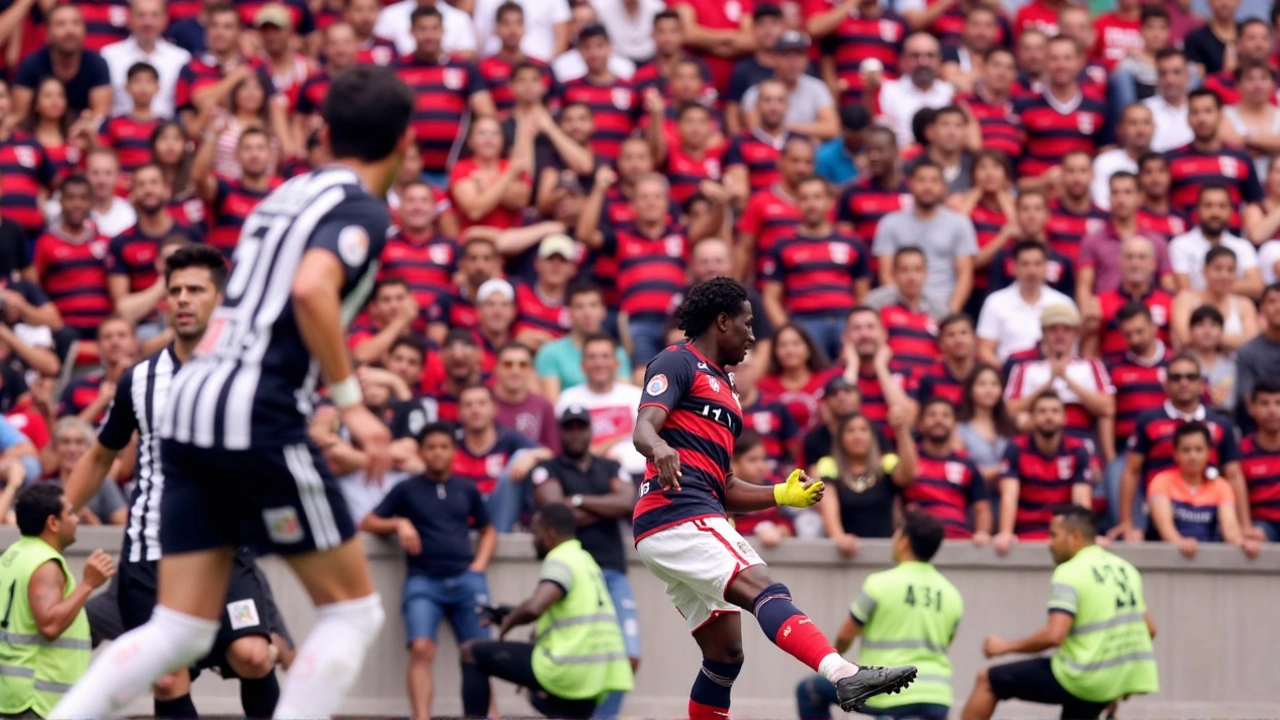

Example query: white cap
[477,278,514,303]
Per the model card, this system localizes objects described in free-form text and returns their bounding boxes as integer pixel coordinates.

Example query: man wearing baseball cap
[514,235,579,350]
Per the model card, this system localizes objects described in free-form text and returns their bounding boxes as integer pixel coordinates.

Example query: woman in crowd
[50,417,128,526]
[730,429,794,549]
[1221,60,1280,181]
[23,77,91,187]
[1182,305,1237,414]
[450,115,532,232]
[1171,246,1258,351]
[209,73,278,180]
[814,412,912,557]
[957,364,1016,485]
[1244,153,1280,245]
[1148,422,1258,558]
[758,323,835,433]
[149,120,202,227]
[948,150,1017,311]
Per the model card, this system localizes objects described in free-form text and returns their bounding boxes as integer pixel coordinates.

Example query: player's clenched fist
[774,469,824,508]
[82,549,116,589]
[652,440,682,491]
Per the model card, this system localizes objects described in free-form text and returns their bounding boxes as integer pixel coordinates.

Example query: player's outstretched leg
[689,612,745,719]
[726,566,918,712]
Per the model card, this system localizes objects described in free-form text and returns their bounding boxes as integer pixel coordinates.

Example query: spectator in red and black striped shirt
[1166,88,1263,224]
[71,0,131,53]
[735,136,812,285]
[900,396,993,540]
[723,79,798,200]
[1013,36,1107,185]
[513,234,577,349]
[346,0,396,66]
[956,47,1021,162]
[1102,302,1172,457]
[97,62,160,182]
[918,313,977,406]
[478,3,555,118]
[816,0,907,108]
[556,23,637,162]
[836,127,907,250]
[1136,152,1189,239]
[1045,151,1109,265]
[193,125,280,258]
[106,163,200,321]
[1241,379,1280,540]
[875,248,942,374]
[0,80,55,238]
[292,21,359,141]
[32,176,111,340]
[647,99,726,207]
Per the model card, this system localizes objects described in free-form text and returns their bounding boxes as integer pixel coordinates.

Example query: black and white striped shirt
[158,166,390,450]
[98,346,179,563]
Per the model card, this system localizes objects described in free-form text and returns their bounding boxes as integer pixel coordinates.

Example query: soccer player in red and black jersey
[633,277,918,720]
[1044,151,1109,265]
[0,79,54,237]
[723,79,800,199]
[1013,36,1107,183]
[735,136,813,284]
[918,313,977,406]
[956,47,1022,159]
[477,2,555,118]
[1166,88,1263,225]
[395,6,496,179]
[106,164,201,318]
[836,127,908,249]
[32,176,111,340]
[98,62,161,181]
[875,248,940,373]
[345,0,396,66]
[192,126,281,258]
[993,392,1091,553]
[1101,302,1172,459]
[1135,151,1189,238]
[815,0,907,107]
[1241,378,1280,540]
[898,396,993,540]
[292,21,359,142]
[557,24,637,162]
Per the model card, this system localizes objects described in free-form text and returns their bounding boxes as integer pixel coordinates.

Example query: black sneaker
[835,665,918,711]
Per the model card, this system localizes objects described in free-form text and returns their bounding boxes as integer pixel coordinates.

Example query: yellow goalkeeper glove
[773,469,824,508]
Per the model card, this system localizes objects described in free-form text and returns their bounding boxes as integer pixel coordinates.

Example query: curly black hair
[677,277,749,339]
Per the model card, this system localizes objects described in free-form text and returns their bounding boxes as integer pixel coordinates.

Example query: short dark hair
[1141,4,1171,24]
[444,327,479,348]
[938,312,972,334]
[676,102,711,122]
[1262,281,1280,302]
[1188,86,1223,109]
[1173,420,1213,449]
[165,243,228,289]
[374,277,410,298]
[893,246,926,267]
[1168,351,1202,375]
[734,428,764,459]
[1196,181,1232,205]
[61,174,90,195]
[984,46,1015,64]
[840,103,870,132]
[909,158,943,178]
[566,282,602,306]
[903,510,945,562]
[127,61,159,82]
[1250,376,1280,401]
[458,383,493,401]
[416,421,455,446]
[410,4,442,25]
[535,503,579,537]
[389,336,426,363]
[1205,245,1238,267]
[495,0,523,22]
[323,66,415,162]
[934,105,967,125]
[15,483,64,537]
[1137,150,1168,173]
[920,395,957,418]
[796,175,831,195]
[1115,300,1152,325]
[654,9,680,25]
[1052,504,1096,540]
[677,277,749,340]
[1189,304,1224,328]
[1109,170,1138,189]
[582,331,617,354]
[911,107,936,145]
[577,22,609,44]
[511,61,544,81]
[237,126,270,148]
[1012,238,1048,261]
[752,3,783,20]
[497,341,533,361]
[1031,389,1064,411]
[1154,47,1184,64]
[206,2,239,22]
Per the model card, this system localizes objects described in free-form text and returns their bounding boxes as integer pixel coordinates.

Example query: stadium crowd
[0,0,1274,714]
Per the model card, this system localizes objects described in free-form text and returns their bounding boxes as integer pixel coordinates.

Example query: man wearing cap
[742,31,839,141]
[555,333,646,478]
[473,279,519,374]
[515,234,578,351]
[873,32,953,148]
[102,0,191,118]
[531,405,640,718]
[976,240,1077,366]
[253,3,313,96]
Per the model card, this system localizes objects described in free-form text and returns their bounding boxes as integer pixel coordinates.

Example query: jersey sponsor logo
[647,374,669,395]
[612,88,634,110]
[263,506,303,543]
[182,198,205,223]
[226,599,261,630]
[338,225,370,266]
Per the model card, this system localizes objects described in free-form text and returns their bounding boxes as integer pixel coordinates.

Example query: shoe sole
[837,668,919,712]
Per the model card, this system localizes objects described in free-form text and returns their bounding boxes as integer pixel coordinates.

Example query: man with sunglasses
[1111,352,1253,542]
[494,342,559,450]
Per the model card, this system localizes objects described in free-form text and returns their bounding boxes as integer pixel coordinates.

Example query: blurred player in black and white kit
[63,244,284,718]
[53,66,416,720]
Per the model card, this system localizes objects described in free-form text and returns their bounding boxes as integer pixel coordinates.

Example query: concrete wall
[5,527,1278,718]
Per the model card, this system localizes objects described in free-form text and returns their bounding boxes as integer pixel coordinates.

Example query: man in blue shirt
[816,105,869,187]
[14,5,113,119]
[361,422,498,720]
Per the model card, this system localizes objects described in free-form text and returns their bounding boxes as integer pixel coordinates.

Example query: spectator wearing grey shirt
[872,160,977,312]
[1237,283,1280,433]
[741,31,839,141]
[50,418,127,525]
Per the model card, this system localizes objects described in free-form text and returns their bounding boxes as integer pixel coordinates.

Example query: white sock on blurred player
[273,593,386,719]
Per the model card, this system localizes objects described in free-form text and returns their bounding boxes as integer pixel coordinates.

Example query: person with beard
[361,422,496,720]
[1013,37,1107,187]
[1078,173,1174,313]
[444,238,504,331]
[514,234,578,348]
[736,136,813,286]
[993,392,1092,555]
[1043,151,1109,267]
[57,316,137,425]
[432,330,484,425]
[1165,89,1263,225]
[192,126,283,259]
[872,33,953,149]
[977,242,1076,366]
[349,278,421,367]
[987,192,1076,301]
[836,127,908,246]
[896,396,992,542]
[1090,104,1155,211]
[1086,236,1174,359]
[33,177,111,344]
[956,48,1021,161]
[377,182,457,329]
[458,503,632,719]
[723,79,801,199]
[865,247,947,373]
[1169,184,1264,298]
[531,406,641,718]
[1134,151,1189,239]
[918,314,977,406]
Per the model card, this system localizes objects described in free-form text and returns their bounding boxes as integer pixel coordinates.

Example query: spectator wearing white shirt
[1092,103,1154,210]
[552,2,636,81]
[592,0,666,63]
[1142,48,1194,152]
[553,333,646,477]
[1170,183,1265,297]
[741,31,837,140]
[375,0,476,59]
[100,0,190,118]
[872,32,954,147]
[976,240,1077,365]
[474,0,571,61]
[84,149,135,237]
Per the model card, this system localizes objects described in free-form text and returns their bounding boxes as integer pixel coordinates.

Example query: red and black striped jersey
[836,175,909,244]
[741,394,799,474]
[40,141,82,188]
[757,369,835,433]
[1201,71,1280,107]
[208,177,282,258]
[853,361,915,444]
[106,220,203,294]
[926,0,1011,48]
[451,428,537,496]
[556,76,638,161]
[395,54,486,173]
[1135,205,1189,239]
[917,361,966,406]
[970,199,1007,292]
[763,230,868,317]
[377,230,458,309]
[723,129,798,195]
[1165,143,1262,223]
[356,36,397,67]
[1097,286,1173,359]
[1012,92,1107,177]
[1045,198,1108,265]
[1104,345,1171,453]
[602,220,688,319]
[293,70,332,115]
[1128,405,1239,485]
[0,132,54,234]
[166,0,201,22]
[633,342,743,541]
[513,282,569,339]
[1240,433,1280,523]
[664,141,725,206]
[234,0,315,34]
[632,56,718,105]
[62,0,130,52]
[821,12,907,106]
[477,55,554,117]
[738,186,802,283]
[904,449,989,539]
[98,114,158,178]
[988,242,1076,297]
[880,302,940,372]
[998,433,1090,538]
[57,371,107,420]
[166,195,206,232]
[958,91,1021,159]
[32,227,111,336]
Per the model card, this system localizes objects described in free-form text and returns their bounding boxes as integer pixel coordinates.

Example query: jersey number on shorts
[1091,563,1138,609]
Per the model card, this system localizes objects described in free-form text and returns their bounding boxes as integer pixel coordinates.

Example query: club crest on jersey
[371,46,393,66]
[338,225,370,266]
[485,454,505,478]
[1151,304,1168,326]
[705,158,721,179]
[829,242,850,264]
[1057,456,1076,480]
[109,5,129,25]
[1077,113,1095,135]
[428,244,452,265]
[1085,218,1105,234]
[879,19,901,41]
[13,146,34,168]
[88,240,107,260]
[944,461,967,484]
[752,411,773,433]
[183,198,205,223]
[1048,260,1064,282]
[647,374,668,396]
[1219,157,1240,179]
[708,377,721,393]
[724,0,743,22]
[443,68,465,90]
[612,88,633,110]
[664,235,684,257]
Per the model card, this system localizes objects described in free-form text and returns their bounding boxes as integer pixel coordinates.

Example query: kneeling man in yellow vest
[0,484,115,719]
[458,503,633,719]
[962,504,1159,720]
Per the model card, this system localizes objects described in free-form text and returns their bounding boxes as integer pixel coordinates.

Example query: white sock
[273,593,385,719]
[818,652,860,683]
[52,606,218,719]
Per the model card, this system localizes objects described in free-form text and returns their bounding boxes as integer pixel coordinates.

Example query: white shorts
[636,516,765,633]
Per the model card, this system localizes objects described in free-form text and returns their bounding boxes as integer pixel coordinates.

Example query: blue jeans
[628,316,668,369]
[1103,455,1147,531]
[1255,520,1280,541]
[1108,68,1138,129]
[487,468,534,533]
[795,675,947,720]
[402,570,490,644]
[420,170,449,189]
[793,313,847,363]
[593,569,641,719]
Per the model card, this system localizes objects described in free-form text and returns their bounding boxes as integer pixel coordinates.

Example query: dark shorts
[987,657,1110,720]
[159,439,356,556]
[468,641,598,720]
[116,550,277,678]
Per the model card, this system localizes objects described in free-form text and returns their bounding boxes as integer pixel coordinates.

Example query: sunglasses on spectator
[501,359,531,369]
[1167,373,1200,382]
